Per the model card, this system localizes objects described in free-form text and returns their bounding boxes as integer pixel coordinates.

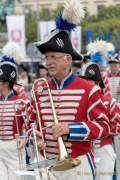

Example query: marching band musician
[107,57,120,180]
[86,40,116,98]
[107,57,120,102]
[2,41,27,99]
[30,31,110,180]
[0,55,28,180]
[82,62,120,180]
[29,1,111,179]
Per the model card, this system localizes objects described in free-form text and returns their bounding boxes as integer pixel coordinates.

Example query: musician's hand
[52,123,69,139]
[37,140,46,151]
[35,130,46,151]
[18,138,27,150]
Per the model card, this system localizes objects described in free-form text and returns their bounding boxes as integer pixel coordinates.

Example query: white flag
[38,21,55,41]
[6,15,26,55]
[71,27,82,52]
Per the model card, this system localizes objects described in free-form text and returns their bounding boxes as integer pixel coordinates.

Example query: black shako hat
[108,53,120,64]
[81,63,105,89]
[35,30,83,61]
[83,54,91,63]
[0,55,17,83]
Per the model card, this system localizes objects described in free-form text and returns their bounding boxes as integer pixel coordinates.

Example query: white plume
[63,0,85,25]
[106,42,115,52]
[2,42,24,64]
[87,40,110,56]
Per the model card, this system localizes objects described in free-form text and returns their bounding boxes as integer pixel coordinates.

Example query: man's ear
[66,55,72,63]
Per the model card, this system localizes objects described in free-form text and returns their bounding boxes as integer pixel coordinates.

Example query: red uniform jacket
[93,95,120,148]
[30,73,110,159]
[0,91,30,140]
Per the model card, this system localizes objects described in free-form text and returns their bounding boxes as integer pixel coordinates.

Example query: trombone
[14,99,29,170]
[14,99,55,179]
[32,78,81,171]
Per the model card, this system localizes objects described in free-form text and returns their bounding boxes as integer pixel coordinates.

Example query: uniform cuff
[68,122,90,141]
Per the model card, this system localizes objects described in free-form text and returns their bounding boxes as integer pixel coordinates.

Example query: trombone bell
[50,157,81,171]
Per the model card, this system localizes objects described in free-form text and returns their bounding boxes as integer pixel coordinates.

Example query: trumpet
[32,78,81,171]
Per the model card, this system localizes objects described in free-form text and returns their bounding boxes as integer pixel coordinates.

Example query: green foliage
[26,5,120,52]
[26,10,37,43]
[40,8,52,21]
[98,5,120,20]
[39,6,63,21]
[51,6,64,19]
[82,5,120,52]
[26,6,63,43]
[0,4,120,52]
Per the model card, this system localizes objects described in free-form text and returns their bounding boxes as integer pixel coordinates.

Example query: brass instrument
[32,78,81,171]
[14,99,29,170]
[14,99,55,179]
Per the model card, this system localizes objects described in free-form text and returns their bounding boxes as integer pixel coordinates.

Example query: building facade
[20,0,120,15]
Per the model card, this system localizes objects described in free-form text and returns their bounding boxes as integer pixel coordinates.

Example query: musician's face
[45,52,72,79]
[0,81,9,94]
[109,63,120,75]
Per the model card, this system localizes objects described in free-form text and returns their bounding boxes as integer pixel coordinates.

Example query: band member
[2,41,27,99]
[36,64,48,79]
[30,32,111,180]
[107,57,120,179]
[0,55,27,180]
[87,40,116,97]
[29,2,110,180]
[107,57,120,102]
[82,62,120,180]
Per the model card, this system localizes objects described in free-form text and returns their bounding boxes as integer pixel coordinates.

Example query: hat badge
[88,69,95,75]
[56,38,64,47]
[10,71,16,78]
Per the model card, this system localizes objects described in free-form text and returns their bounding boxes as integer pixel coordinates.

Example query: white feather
[2,42,24,64]
[63,0,85,25]
[107,42,115,52]
[87,40,110,57]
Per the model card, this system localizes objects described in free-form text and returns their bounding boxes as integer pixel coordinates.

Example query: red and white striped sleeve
[101,71,111,97]
[86,85,110,140]
[14,84,27,99]
[109,99,120,135]
[69,85,110,141]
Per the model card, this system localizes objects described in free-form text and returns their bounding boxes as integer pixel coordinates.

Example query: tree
[1,4,120,53]
[26,6,64,43]
[26,5,120,52]
[82,5,120,52]
[97,5,120,20]
[40,8,52,21]
[26,10,37,43]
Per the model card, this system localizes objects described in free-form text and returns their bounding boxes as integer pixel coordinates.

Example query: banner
[38,21,55,40]
[71,27,82,52]
[38,21,82,53]
[6,15,26,55]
